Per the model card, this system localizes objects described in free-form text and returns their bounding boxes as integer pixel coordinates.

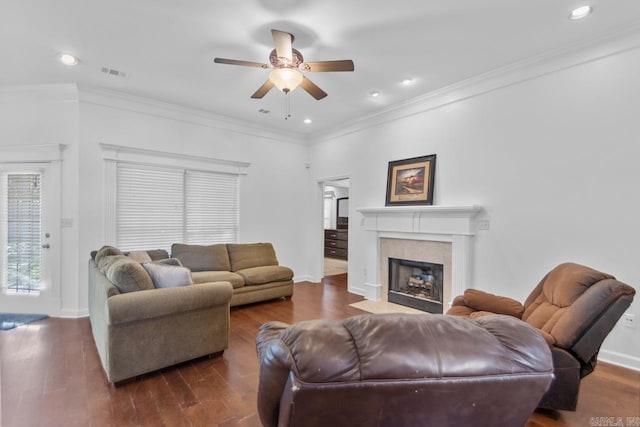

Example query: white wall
[0,85,81,317]
[307,38,640,369]
[1,84,309,317]
[77,89,310,308]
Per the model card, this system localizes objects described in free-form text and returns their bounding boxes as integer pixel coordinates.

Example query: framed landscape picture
[385,154,436,206]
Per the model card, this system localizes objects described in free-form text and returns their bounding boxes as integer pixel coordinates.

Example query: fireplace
[356,205,482,307]
[388,258,444,313]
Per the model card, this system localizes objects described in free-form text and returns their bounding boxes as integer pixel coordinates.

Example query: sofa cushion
[236,266,293,286]
[143,262,193,288]
[171,243,230,272]
[106,257,155,293]
[191,271,245,289]
[94,245,123,265]
[227,243,278,272]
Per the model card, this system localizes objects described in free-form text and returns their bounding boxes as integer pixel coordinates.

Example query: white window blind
[116,164,239,251]
[1,172,42,294]
[116,164,184,251]
[186,170,238,244]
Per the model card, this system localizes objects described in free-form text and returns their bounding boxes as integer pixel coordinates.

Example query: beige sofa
[88,242,293,383]
[170,242,294,307]
[88,252,233,383]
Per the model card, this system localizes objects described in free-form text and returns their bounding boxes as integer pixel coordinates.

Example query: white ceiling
[3,1,640,137]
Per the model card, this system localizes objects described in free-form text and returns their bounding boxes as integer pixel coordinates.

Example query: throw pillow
[152,257,183,267]
[146,249,170,261]
[143,262,193,288]
[98,254,128,275]
[106,257,155,293]
[94,245,124,265]
[127,251,153,263]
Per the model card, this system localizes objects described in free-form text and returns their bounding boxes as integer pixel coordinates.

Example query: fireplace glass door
[388,258,444,313]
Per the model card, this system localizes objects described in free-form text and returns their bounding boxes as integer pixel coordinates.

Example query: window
[115,163,239,251]
[1,172,42,294]
[185,170,239,245]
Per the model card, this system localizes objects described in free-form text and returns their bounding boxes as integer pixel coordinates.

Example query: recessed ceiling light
[401,78,414,85]
[370,91,380,97]
[569,5,592,20]
[304,118,312,124]
[58,53,78,66]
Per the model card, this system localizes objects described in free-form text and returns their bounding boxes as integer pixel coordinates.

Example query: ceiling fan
[214,29,354,100]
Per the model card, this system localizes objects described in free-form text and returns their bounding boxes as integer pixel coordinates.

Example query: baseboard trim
[599,349,640,371]
[57,308,89,319]
[293,275,316,283]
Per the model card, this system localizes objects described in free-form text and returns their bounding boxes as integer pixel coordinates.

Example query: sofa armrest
[462,289,525,318]
[256,321,294,427]
[553,279,635,365]
[451,295,466,306]
[106,281,233,326]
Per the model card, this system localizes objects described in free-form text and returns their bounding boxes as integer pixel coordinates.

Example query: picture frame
[385,154,436,206]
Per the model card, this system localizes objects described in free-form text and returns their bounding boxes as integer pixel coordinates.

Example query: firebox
[388,258,444,313]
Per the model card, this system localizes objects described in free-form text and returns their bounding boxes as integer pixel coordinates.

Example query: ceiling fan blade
[300,60,355,72]
[214,58,269,68]
[271,29,293,62]
[299,76,328,100]
[251,80,275,99]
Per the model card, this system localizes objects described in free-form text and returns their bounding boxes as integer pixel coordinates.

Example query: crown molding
[79,86,305,145]
[310,23,640,143]
[0,144,67,163]
[0,83,79,104]
[99,143,250,175]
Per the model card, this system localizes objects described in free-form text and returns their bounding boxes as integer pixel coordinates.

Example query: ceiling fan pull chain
[285,92,292,120]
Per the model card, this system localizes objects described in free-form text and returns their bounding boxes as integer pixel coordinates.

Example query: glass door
[0,164,58,314]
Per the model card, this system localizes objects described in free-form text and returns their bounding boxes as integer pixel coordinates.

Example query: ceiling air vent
[101,66,128,78]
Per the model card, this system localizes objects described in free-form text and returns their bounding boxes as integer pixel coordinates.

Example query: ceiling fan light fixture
[569,5,592,20]
[58,53,79,66]
[269,68,304,93]
[214,29,352,100]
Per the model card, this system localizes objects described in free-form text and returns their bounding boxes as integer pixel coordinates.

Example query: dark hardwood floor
[1,274,638,426]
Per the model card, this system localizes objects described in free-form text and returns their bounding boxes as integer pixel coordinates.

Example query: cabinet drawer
[324,229,348,241]
[325,247,348,259]
[325,239,347,249]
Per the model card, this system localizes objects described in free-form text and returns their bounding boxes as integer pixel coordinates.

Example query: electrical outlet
[478,220,490,231]
[622,313,636,329]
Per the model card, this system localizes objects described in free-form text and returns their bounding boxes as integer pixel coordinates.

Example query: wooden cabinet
[325,229,348,260]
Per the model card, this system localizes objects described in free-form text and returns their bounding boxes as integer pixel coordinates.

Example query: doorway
[0,163,61,315]
[322,178,349,278]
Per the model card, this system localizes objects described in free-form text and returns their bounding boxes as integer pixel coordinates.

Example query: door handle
[42,243,50,249]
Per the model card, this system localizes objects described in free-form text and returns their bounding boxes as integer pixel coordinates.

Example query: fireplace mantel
[358,205,482,235]
[356,205,483,305]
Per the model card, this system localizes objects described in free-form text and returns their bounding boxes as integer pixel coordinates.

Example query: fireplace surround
[357,205,482,308]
